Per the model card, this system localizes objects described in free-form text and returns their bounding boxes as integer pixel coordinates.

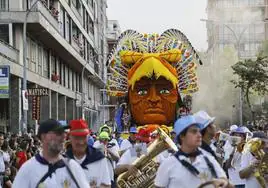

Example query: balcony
[0,2,94,75]
[0,40,19,64]
[70,1,83,25]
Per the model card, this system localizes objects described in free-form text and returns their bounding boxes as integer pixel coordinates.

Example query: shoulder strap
[174,152,218,179]
[36,172,50,188]
[62,158,81,188]
[203,155,218,178]
[35,159,65,188]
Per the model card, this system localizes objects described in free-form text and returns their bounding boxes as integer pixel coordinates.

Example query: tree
[231,56,268,122]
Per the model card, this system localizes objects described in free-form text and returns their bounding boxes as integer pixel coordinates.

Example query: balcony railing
[0,40,19,63]
[35,1,59,29]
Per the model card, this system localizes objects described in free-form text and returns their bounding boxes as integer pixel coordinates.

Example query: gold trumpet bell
[117,127,178,188]
[243,138,268,188]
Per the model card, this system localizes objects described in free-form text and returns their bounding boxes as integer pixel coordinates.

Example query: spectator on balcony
[49,6,59,20]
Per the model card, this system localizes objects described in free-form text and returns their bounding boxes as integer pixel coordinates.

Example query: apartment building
[106,20,121,122]
[206,0,268,60]
[0,0,109,132]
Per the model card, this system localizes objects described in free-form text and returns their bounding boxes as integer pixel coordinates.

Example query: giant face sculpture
[106,30,200,130]
[129,76,178,125]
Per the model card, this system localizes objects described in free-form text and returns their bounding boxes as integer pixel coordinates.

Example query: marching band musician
[93,130,120,188]
[239,132,268,188]
[13,119,89,188]
[119,127,138,155]
[115,128,150,177]
[224,127,247,188]
[155,115,232,188]
[65,119,111,188]
[194,111,219,161]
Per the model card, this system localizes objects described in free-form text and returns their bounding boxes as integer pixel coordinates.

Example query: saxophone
[117,127,178,188]
[243,138,268,188]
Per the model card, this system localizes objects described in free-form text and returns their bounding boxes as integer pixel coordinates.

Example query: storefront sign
[28,88,49,96]
[0,66,10,98]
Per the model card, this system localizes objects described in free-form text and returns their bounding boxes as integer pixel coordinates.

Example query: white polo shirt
[240,151,265,188]
[12,154,90,188]
[155,152,226,188]
[74,155,111,186]
[117,149,138,166]
[155,150,172,164]
[0,151,6,173]
[227,151,245,185]
[120,139,133,152]
[93,139,120,182]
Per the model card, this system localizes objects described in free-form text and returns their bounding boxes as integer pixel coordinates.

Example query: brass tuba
[117,127,178,188]
[243,138,268,188]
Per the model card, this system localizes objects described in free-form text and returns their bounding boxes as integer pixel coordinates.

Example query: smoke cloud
[192,3,264,128]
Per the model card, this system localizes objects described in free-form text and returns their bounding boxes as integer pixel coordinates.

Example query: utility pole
[22,0,40,134]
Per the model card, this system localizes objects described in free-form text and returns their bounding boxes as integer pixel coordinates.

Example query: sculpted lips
[145,108,164,114]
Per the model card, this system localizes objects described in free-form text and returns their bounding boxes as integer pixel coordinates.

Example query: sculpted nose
[148,87,160,104]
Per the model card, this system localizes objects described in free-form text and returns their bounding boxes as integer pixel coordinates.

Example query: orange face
[128,76,179,125]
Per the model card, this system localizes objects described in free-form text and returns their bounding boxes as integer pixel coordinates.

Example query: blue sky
[107,0,208,51]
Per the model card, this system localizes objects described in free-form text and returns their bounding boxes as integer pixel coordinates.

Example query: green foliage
[231,56,268,115]
[258,40,268,57]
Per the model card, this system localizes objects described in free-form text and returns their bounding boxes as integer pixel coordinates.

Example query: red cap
[69,119,90,136]
[135,128,151,143]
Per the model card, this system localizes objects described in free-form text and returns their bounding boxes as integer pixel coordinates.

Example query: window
[30,40,37,72]
[89,16,94,35]
[38,45,42,75]
[0,25,9,43]
[43,49,49,78]
[62,63,65,86]
[0,0,8,10]
[69,70,73,90]
[65,66,69,88]
[51,54,56,75]
[59,5,65,36]
[67,67,70,89]
[26,38,30,69]
[88,0,93,9]
[59,60,62,85]
[72,72,76,91]
[72,0,82,15]
[65,14,70,42]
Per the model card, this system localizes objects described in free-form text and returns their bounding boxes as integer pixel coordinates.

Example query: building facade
[0,0,109,133]
[205,0,268,125]
[206,0,268,60]
[105,20,121,124]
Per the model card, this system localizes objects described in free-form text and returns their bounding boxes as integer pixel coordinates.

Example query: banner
[22,90,28,111]
[0,66,10,98]
[32,96,40,120]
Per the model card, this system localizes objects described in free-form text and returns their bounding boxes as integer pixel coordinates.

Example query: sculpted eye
[159,89,170,94]
[137,89,148,96]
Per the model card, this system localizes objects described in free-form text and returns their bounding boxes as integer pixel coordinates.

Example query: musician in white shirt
[155,115,231,188]
[239,132,268,188]
[13,119,89,188]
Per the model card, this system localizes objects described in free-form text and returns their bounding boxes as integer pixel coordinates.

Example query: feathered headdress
[106,29,202,97]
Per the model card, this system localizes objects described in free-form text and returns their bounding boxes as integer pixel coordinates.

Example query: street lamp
[80,61,90,120]
[201,19,251,125]
[22,0,40,134]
